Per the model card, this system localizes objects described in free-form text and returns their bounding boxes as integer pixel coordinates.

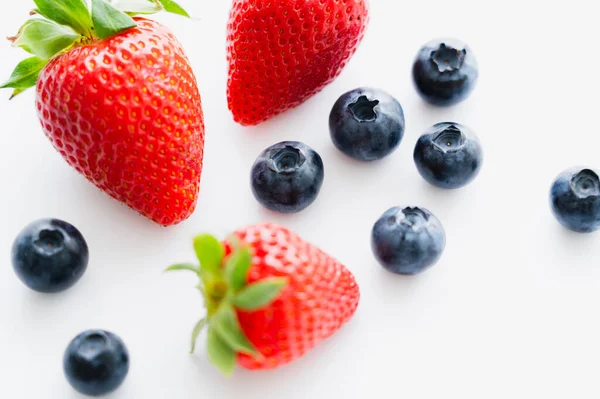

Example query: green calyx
[1,0,189,98]
[166,234,288,376]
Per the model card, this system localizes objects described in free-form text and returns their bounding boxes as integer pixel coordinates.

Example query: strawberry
[1,0,203,226]
[167,223,360,373]
[226,0,370,126]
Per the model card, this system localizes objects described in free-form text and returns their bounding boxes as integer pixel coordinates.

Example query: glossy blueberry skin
[11,219,89,293]
[64,330,130,397]
[414,122,483,189]
[550,167,600,233]
[372,207,446,275]
[329,88,405,162]
[412,39,479,106]
[251,141,324,213]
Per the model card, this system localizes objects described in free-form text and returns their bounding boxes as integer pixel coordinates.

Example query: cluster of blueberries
[251,38,600,275]
[252,38,482,275]
[9,39,600,397]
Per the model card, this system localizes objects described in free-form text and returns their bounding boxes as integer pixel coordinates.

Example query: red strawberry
[2,0,203,226]
[167,223,360,373]
[226,0,370,126]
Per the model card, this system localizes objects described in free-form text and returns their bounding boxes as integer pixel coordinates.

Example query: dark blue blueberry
[414,122,483,189]
[550,167,600,233]
[11,219,89,293]
[64,330,129,397]
[372,206,446,275]
[412,39,479,106]
[251,141,324,213]
[329,88,405,161]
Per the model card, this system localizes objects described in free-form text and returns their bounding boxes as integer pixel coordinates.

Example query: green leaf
[165,263,200,273]
[228,235,241,250]
[108,0,162,14]
[8,88,27,100]
[207,327,236,376]
[232,278,288,311]
[0,56,47,98]
[91,0,137,40]
[33,0,93,37]
[190,318,206,354]
[193,234,224,275]
[196,281,206,296]
[224,247,252,291]
[212,305,258,356]
[106,0,189,17]
[12,19,80,60]
[156,0,189,17]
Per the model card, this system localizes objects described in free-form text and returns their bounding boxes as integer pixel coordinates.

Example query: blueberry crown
[432,125,466,152]
[348,95,380,122]
[570,169,600,198]
[430,43,467,73]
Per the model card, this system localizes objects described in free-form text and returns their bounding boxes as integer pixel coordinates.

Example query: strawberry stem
[166,233,289,375]
[2,0,191,98]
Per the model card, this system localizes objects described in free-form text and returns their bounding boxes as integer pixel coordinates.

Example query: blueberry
[251,141,324,213]
[550,167,600,233]
[329,88,405,161]
[412,39,479,106]
[64,330,129,397]
[11,219,89,293]
[372,206,446,275]
[414,122,483,189]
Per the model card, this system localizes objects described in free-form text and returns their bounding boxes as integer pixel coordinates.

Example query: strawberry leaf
[232,278,288,311]
[8,88,27,100]
[156,0,189,17]
[165,263,200,273]
[107,0,189,17]
[33,0,93,37]
[227,235,241,250]
[207,327,235,376]
[108,0,162,14]
[193,234,224,275]
[91,0,137,39]
[211,305,258,356]
[0,56,47,98]
[12,19,80,60]
[224,247,252,291]
[196,281,206,296]
[189,318,206,354]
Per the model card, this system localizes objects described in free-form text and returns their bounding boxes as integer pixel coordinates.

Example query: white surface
[2,1,600,398]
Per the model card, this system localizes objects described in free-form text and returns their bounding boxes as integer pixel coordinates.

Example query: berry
[227,0,370,125]
[167,224,360,374]
[251,141,324,213]
[412,39,479,106]
[2,1,203,226]
[372,207,446,275]
[11,219,88,293]
[414,122,483,189]
[550,167,600,233]
[329,88,405,162]
[64,330,129,397]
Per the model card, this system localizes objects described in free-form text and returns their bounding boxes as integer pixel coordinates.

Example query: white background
[2,1,600,398]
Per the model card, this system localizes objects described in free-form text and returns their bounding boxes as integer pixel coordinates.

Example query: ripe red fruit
[38,19,203,226]
[2,0,203,226]
[167,223,360,374]
[226,0,370,126]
